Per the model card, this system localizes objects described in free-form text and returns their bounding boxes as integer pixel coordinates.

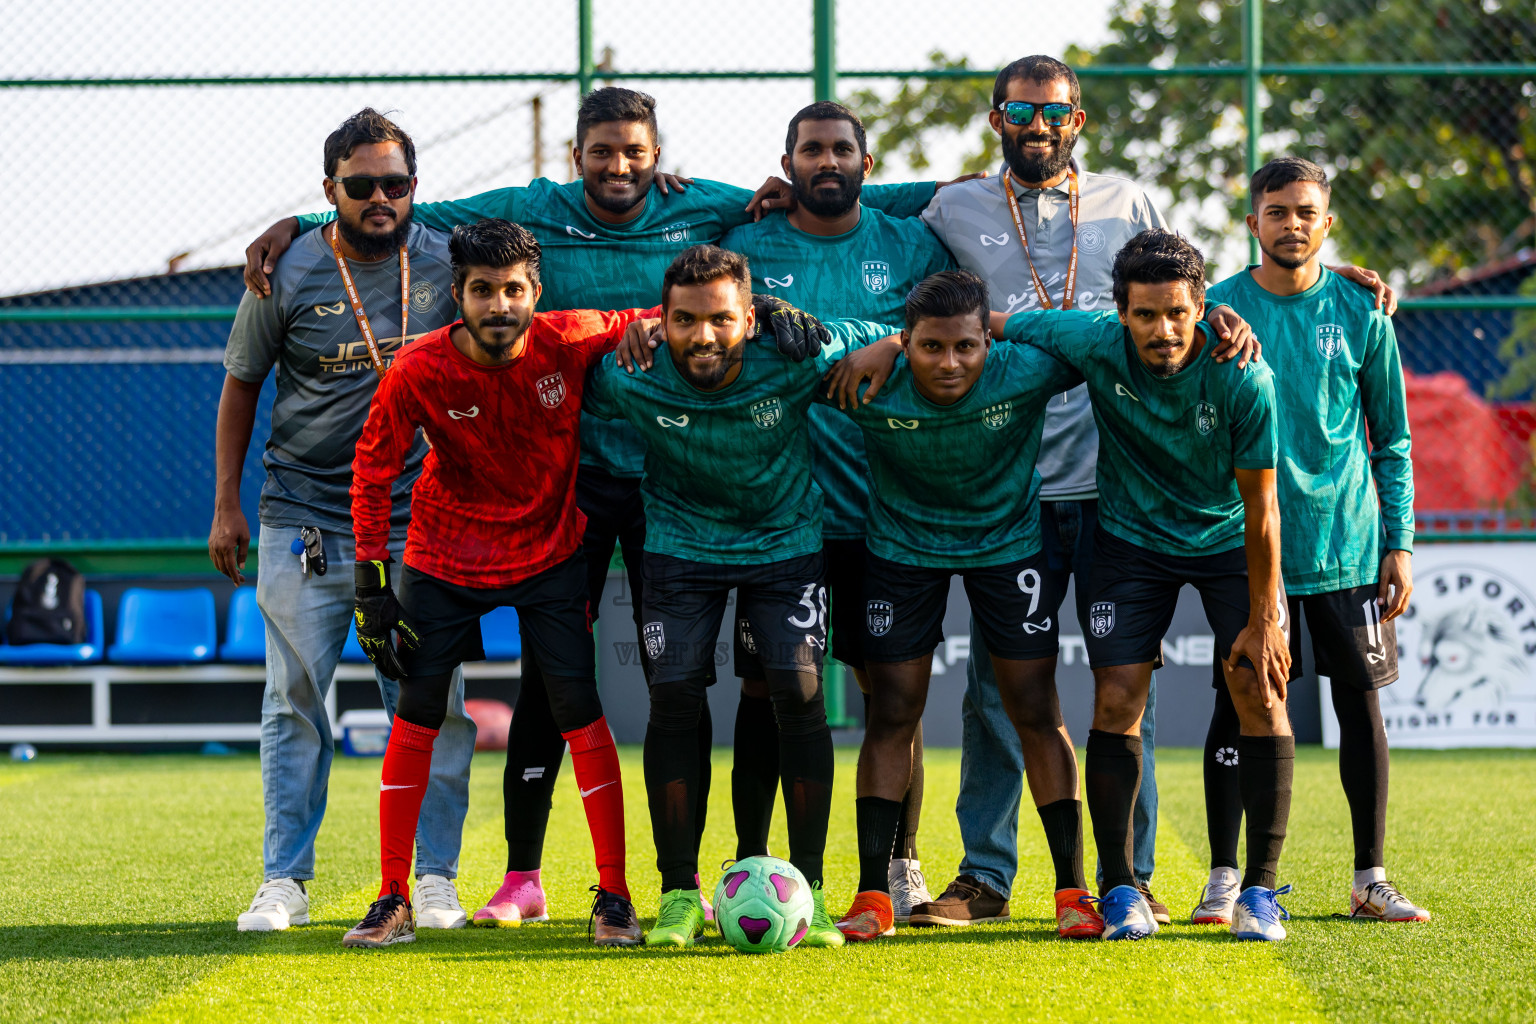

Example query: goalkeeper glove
[353,559,420,681]
[753,295,829,362]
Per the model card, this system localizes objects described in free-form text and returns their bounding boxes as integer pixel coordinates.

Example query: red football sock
[563,717,629,900]
[378,718,438,901]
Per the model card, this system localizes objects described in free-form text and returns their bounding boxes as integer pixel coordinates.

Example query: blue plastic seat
[218,586,265,663]
[107,587,217,664]
[0,590,105,665]
[341,617,371,663]
[480,606,521,661]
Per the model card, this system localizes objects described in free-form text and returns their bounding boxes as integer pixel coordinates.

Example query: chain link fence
[1,0,1533,552]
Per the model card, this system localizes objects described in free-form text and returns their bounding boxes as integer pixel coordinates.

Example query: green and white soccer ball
[712,855,814,953]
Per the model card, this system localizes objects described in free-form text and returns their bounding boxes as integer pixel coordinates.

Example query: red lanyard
[328,222,410,380]
[1002,167,1079,311]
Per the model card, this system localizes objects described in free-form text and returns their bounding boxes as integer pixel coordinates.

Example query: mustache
[601,174,638,184]
[1276,235,1309,245]
[362,204,396,220]
[478,316,517,328]
[686,345,727,358]
[811,171,848,185]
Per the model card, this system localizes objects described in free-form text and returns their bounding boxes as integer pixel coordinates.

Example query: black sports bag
[7,557,86,646]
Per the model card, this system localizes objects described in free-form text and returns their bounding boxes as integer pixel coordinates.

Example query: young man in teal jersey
[584,244,891,949]
[1197,158,1427,926]
[993,229,1296,942]
[717,101,956,919]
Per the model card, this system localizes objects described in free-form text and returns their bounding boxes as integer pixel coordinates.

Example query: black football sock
[895,720,924,861]
[772,678,834,889]
[695,698,713,861]
[856,797,904,894]
[1239,734,1295,891]
[1203,683,1244,871]
[503,659,566,872]
[1085,729,1141,894]
[645,687,704,893]
[1037,798,1087,891]
[731,692,779,859]
[1332,684,1389,870]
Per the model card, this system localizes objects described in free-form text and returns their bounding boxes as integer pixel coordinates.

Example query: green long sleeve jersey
[582,320,891,565]
[1205,268,1413,594]
[295,177,937,479]
[719,207,956,539]
[1005,309,1279,557]
[826,341,1082,568]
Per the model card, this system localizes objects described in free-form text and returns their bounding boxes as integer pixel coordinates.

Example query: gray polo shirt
[224,221,459,541]
[921,162,1165,499]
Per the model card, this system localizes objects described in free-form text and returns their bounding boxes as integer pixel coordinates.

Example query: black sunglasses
[330,174,413,201]
[996,101,1076,127]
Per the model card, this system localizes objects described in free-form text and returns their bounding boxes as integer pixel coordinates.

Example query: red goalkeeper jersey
[351,307,656,587]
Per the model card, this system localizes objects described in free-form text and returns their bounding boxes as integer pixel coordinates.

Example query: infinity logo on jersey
[410,281,438,313]
[886,418,920,430]
[751,397,783,429]
[867,600,894,637]
[981,402,1012,430]
[447,406,480,420]
[1089,601,1115,637]
[1114,382,1140,402]
[314,300,346,317]
[1021,617,1054,635]
[862,260,891,294]
[643,621,666,659]
[1316,323,1347,359]
[979,233,1010,247]
[536,372,566,409]
[657,414,690,428]
[764,275,795,288]
[566,225,598,239]
[1196,401,1218,436]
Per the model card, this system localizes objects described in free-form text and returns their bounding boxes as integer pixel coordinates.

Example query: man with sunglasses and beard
[212,109,477,935]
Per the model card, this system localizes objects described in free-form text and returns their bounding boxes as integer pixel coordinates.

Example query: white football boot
[1192,866,1241,925]
[237,878,309,932]
[1351,879,1431,922]
[1230,884,1291,941]
[888,858,933,924]
[414,874,468,929]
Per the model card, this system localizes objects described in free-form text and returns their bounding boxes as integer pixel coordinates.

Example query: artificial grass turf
[0,747,1531,1023]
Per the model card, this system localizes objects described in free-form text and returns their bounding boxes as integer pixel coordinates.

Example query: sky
[0,0,1301,299]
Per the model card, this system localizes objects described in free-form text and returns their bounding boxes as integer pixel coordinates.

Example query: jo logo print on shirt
[1316,323,1347,360]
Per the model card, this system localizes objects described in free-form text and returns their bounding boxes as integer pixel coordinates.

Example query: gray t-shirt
[223,221,458,540]
[921,163,1165,499]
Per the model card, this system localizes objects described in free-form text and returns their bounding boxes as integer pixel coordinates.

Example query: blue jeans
[956,499,1159,897]
[256,526,476,881]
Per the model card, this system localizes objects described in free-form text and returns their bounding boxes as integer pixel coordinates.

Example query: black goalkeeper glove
[353,559,420,681]
[753,295,830,362]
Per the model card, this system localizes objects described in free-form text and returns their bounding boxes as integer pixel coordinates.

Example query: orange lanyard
[1002,167,1079,311]
[328,222,409,380]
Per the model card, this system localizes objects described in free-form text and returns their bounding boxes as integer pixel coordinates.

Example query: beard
[677,343,740,390]
[464,313,527,361]
[583,167,654,215]
[337,204,413,259]
[791,167,862,218]
[1261,234,1322,270]
[1001,127,1078,184]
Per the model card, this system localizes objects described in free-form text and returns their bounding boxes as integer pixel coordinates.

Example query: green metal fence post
[577,0,594,97]
[813,0,837,102]
[1244,0,1263,264]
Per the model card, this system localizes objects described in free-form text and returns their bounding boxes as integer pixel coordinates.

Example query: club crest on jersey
[751,397,783,429]
[643,621,666,659]
[862,260,891,294]
[663,222,691,243]
[737,618,757,655]
[1089,602,1115,638]
[1316,323,1347,359]
[534,372,566,409]
[410,280,438,313]
[981,402,1012,430]
[867,600,894,637]
[1195,401,1218,436]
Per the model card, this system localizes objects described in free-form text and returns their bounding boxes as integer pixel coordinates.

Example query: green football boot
[799,882,846,948]
[646,888,706,948]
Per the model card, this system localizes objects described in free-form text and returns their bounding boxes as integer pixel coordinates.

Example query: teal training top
[582,320,890,564]
[295,177,937,478]
[1005,309,1279,557]
[826,341,1082,568]
[719,207,955,538]
[1206,268,1413,594]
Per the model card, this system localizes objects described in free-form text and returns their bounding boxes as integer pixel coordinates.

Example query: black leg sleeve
[731,691,780,859]
[645,676,708,892]
[768,667,833,889]
[1204,683,1244,871]
[1332,683,1389,871]
[1085,729,1141,894]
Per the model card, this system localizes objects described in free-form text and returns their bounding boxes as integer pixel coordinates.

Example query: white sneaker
[1192,867,1241,924]
[1351,880,1431,922]
[237,878,309,932]
[1230,884,1291,941]
[888,858,932,923]
[414,874,467,929]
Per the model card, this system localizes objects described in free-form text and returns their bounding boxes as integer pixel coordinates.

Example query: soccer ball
[712,856,813,953]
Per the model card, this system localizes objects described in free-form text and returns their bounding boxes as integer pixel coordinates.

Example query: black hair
[1111,229,1207,309]
[323,107,416,178]
[785,101,868,156]
[1249,156,1332,211]
[661,244,751,307]
[992,54,1081,110]
[904,269,990,331]
[449,219,542,292]
[576,87,659,149]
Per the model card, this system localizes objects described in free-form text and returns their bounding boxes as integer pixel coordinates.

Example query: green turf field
[2,746,1532,1023]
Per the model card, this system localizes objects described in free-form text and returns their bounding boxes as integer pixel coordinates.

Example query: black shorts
[1085,527,1293,674]
[862,550,1063,663]
[398,556,594,679]
[1288,584,1399,691]
[642,551,827,689]
[736,539,865,678]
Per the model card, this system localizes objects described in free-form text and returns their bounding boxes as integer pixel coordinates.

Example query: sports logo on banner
[1089,602,1115,638]
[663,222,691,243]
[981,402,1012,430]
[643,621,666,660]
[750,397,783,429]
[536,372,566,409]
[1195,401,1218,436]
[1316,323,1346,359]
[867,600,893,637]
[862,260,891,294]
